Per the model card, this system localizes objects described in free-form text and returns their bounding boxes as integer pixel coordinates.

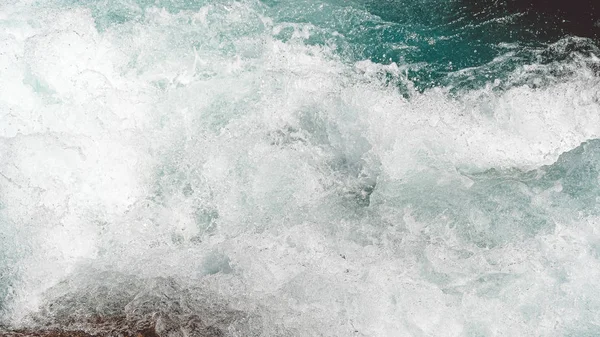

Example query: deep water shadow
[460,0,600,39]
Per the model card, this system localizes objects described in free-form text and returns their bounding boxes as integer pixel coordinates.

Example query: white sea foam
[1,1,600,336]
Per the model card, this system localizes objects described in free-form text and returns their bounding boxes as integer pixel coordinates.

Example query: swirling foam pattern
[1,0,600,336]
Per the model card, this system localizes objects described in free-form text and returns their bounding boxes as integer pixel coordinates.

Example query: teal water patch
[372,139,600,248]
[535,138,600,211]
[57,0,212,30]
[50,0,600,91]
[262,0,600,90]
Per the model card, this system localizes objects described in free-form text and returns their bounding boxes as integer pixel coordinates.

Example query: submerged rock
[0,273,250,337]
[1,311,224,337]
[0,324,158,337]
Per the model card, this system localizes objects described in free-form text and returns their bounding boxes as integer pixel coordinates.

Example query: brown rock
[0,321,160,337]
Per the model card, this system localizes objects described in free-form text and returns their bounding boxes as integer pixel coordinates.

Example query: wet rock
[0,323,158,337]
[1,274,250,337]
[0,312,223,337]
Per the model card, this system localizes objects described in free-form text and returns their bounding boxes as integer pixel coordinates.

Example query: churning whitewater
[1,0,600,336]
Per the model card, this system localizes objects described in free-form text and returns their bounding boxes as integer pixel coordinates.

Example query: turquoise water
[1,0,600,336]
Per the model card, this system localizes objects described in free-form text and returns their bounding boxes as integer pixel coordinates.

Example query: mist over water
[2,0,600,336]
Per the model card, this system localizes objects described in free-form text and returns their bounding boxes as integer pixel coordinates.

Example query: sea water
[1,0,600,336]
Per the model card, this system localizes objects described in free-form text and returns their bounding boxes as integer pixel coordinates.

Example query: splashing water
[1,0,600,336]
